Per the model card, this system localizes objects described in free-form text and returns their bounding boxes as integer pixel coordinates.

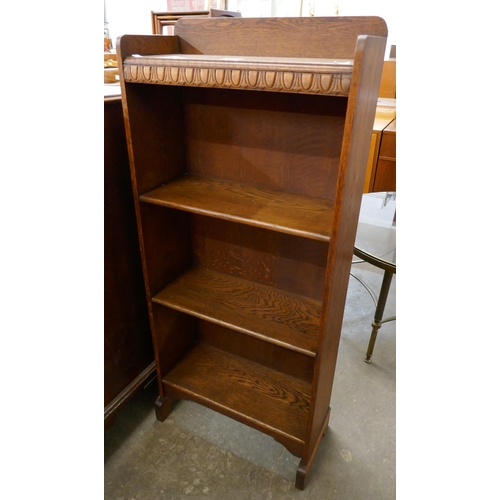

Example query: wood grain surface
[153,267,321,356]
[140,175,334,241]
[163,342,311,452]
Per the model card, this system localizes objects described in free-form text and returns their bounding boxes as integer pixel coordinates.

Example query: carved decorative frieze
[122,55,352,96]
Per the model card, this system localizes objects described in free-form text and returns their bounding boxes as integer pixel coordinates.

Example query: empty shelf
[162,342,311,450]
[140,175,333,242]
[152,267,321,357]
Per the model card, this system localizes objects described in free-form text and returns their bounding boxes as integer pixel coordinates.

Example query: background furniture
[352,191,396,363]
[151,9,240,35]
[117,16,387,489]
[363,56,396,193]
[364,101,396,193]
[378,58,396,99]
[151,11,209,35]
[373,118,396,192]
[104,88,155,428]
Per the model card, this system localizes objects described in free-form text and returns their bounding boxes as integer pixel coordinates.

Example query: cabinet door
[373,158,396,192]
[373,119,396,191]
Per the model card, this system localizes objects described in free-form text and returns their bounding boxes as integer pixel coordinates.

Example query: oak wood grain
[198,321,314,383]
[122,53,353,96]
[174,16,387,59]
[304,34,388,465]
[163,342,311,454]
[152,267,321,357]
[182,87,345,201]
[191,215,328,301]
[140,175,334,241]
[125,54,354,72]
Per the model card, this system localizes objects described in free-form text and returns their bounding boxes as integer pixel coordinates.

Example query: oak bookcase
[117,16,387,489]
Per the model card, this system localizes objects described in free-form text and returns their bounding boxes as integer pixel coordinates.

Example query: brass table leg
[365,270,393,363]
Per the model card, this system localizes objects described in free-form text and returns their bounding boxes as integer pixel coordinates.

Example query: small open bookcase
[117,16,387,489]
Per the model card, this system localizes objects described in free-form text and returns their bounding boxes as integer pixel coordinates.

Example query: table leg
[365,270,393,363]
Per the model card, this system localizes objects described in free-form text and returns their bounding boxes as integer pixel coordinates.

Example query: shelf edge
[123,55,352,96]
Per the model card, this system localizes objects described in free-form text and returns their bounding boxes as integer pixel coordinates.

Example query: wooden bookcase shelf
[162,342,311,454]
[152,266,322,356]
[140,174,334,241]
[117,16,387,490]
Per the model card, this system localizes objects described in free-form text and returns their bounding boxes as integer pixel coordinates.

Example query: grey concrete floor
[104,261,396,499]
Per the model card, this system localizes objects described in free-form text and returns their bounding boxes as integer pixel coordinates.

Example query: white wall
[106,0,167,48]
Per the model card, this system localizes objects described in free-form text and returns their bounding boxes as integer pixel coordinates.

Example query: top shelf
[122,53,353,96]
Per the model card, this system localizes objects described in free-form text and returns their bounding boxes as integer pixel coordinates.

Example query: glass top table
[352,191,396,363]
[354,191,396,272]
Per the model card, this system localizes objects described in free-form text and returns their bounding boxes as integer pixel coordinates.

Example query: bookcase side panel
[139,205,192,298]
[123,83,186,196]
[151,304,198,379]
[137,205,193,389]
[304,35,387,466]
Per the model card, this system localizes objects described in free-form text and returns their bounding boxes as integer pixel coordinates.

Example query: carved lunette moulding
[123,56,353,96]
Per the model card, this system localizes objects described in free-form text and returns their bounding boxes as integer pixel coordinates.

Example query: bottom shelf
[162,342,311,455]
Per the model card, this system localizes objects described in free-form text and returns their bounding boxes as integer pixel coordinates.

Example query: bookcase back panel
[191,215,328,301]
[198,321,314,383]
[175,17,387,60]
[183,88,347,200]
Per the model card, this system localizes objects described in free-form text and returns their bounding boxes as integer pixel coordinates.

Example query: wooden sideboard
[104,86,155,428]
[364,98,396,193]
[373,118,396,192]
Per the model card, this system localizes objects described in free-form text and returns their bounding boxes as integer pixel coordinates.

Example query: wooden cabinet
[378,59,396,98]
[117,16,387,489]
[104,93,155,428]
[373,118,396,191]
[364,100,396,193]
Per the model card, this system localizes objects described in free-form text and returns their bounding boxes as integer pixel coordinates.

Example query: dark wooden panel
[379,129,396,158]
[151,304,198,378]
[138,204,192,297]
[104,97,154,424]
[373,158,396,192]
[122,83,186,195]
